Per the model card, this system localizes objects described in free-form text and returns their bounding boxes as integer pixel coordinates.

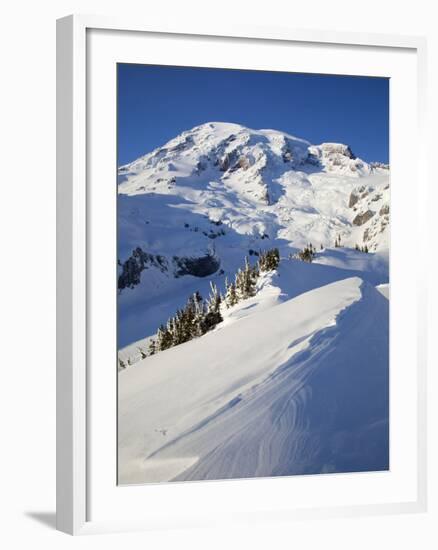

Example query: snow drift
[118,276,389,484]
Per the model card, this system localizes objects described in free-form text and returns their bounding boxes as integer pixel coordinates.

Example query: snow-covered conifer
[192,291,205,337]
[201,281,223,332]
[235,268,245,300]
[148,339,156,356]
[225,281,238,308]
[242,257,256,298]
[156,324,172,351]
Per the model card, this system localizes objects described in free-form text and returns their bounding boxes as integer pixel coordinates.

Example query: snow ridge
[118,276,388,484]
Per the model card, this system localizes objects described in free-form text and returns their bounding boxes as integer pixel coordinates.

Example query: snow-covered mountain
[118,122,389,348]
[119,122,389,256]
[117,122,389,484]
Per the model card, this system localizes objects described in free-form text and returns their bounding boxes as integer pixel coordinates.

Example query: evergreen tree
[192,291,205,337]
[271,247,280,269]
[297,245,315,262]
[258,248,280,272]
[208,282,222,313]
[225,280,238,308]
[155,325,165,352]
[258,250,266,271]
[193,291,203,311]
[181,295,196,342]
[242,257,256,298]
[138,347,147,359]
[166,317,175,345]
[224,276,230,302]
[148,339,156,356]
[235,268,245,300]
[201,282,223,333]
[156,324,172,351]
[172,310,185,346]
[118,358,126,370]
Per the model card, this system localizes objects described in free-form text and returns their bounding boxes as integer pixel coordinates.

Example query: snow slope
[118,122,390,348]
[118,274,389,484]
[117,122,390,483]
[118,246,388,365]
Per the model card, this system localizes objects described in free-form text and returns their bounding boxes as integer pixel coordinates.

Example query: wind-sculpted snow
[118,276,389,484]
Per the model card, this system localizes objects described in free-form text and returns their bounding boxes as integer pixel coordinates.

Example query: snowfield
[117,122,389,484]
[118,122,389,348]
[119,270,389,484]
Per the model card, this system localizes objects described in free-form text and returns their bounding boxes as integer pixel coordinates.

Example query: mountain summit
[119,121,389,246]
[119,121,387,197]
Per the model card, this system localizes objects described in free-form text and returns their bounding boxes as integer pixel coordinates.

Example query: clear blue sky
[118,64,389,166]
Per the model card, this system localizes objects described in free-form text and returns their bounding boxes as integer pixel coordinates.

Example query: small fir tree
[156,324,172,351]
[201,281,223,333]
[148,339,156,356]
[225,280,238,308]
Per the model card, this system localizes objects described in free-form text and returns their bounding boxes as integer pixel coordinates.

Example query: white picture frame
[56,14,428,535]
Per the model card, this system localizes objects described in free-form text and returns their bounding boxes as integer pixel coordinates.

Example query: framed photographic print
[57,15,427,535]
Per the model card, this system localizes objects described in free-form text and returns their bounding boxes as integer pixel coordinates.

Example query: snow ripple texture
[118,277,389,484]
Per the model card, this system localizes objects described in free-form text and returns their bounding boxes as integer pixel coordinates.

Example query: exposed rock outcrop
[174,253,220,278]
[379,204,389,216]
[353,210,375,226]
[349,192,359,208]
[118,248,221,290]
[118,248,168,290]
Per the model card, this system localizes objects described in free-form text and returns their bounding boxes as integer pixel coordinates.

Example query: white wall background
[0,0,436,547]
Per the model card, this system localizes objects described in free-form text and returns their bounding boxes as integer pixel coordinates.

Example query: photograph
[116,64,390,485]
